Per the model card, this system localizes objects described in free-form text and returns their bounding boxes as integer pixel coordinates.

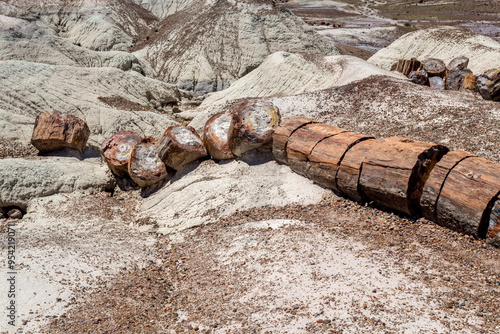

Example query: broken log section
[422,58,447,77]
[272,117,318,164]
[102,130,142,178]
[203,113,235,160]
[286,123,348,176]
[392,58,421,76]
[129,137,169,188]
[31,111,90,153]
[158,125,207,170]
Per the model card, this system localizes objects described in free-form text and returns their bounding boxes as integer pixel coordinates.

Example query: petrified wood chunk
[420,150,476,222]
[158,125,207,170]
[357,138,448,216]
[435,156,500,238]
[7,208,23,219]
[272,117,318,164]
[129,137,169,187]
[31,111,90,153]
[336,139,377,202]
[447,56,469,70]
[422,58,446,77]
[228,99,281,156]
[203,113,235,160]
[392,58,421,76]
[286,123,348,176]
[429,76,445,90]
[488,197,500,246]
[446,67,473,90]
[461,74,478,92]
[102,130,142,178]
[409,70,429,85]
[477,68,500,101]
[306,132,374,192]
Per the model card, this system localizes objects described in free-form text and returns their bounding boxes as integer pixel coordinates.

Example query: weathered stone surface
[409,70,429,85]
[357,137,448,216]
[446,67,473,90]
[102,130,143,178]
[420,150,476,222]
[429,76,445,90]
[422,58,447,77]
[447,56,469,70]
[158,125,207,170]
[461,74,478,92]
[477,68,500,101]
[436,156,500,237]
[228,99,281,157]
[129,137,169,187]
[272,117,318,164]
[31,111,90,153]
[203,113,235,161]
[0,157,115,209]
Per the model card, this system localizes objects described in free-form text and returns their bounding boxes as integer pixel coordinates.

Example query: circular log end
[203,113,234,160]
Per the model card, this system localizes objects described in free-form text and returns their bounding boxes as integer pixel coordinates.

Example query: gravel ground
[41,193,500,334]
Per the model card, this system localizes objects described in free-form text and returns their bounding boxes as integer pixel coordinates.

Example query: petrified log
[488,197,500,246]
[286,123,348,176]
[447,56,469,70]
[129,137,169,187]
[461,74,478,92]
[356,138,448,215]
[422,58,446,77]
[203,113,235,160]
[306,132,374,192]
[409,70,429,85]
[392,58,421,76]
[7,208,23,219]
[158,125,207,170]
[102,130,142,178]
[429,76,445,90]
[477,68,500,101]
[336,139,377,201]
[434,156,500,238]
[445,67,473,90]
[272,117,318,164]
[31,111,90,153]
[420,150,476,222]
[228,99,281,156]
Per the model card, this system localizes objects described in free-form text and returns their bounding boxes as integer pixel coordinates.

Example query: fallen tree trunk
[158,125,207,170]
[306,132,373,192]
[286,123,348,176]
[357,138,449,216]
[229,99,281,156]
[129,137,169,187]
[420,150,475,222]
[203,113,235,160]
[272,117,318,164]
[435,156,500,238]
[102,130,143,178]
[31,111,90,153]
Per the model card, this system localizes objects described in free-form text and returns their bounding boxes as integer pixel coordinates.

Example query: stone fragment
[31,111,90,153]
[228,99,281,156]
[429,76,445,90]
[477,68,500,101]
[409,69,429,85]
[102,130,142,178]
[7,208,23,219]
[446,67,473,90]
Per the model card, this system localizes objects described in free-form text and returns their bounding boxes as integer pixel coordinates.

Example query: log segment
[434,157,500,237]
[286,123,348,176]
[306,132,374,192]
[488,197,500,246]
[102,130,142,178]
[31,111,90,153]
[272,117,318,164]
[429,76,445,90]
[356,138,449,216]
[446,67,473,90]
[391,58,421,76]
[409,70,429,85]
[477,68,500,101]
[228,99,281,156]
[420,150,476,222]
[422,58,447,77]
[203,113,235,160]
[461,74,478,92]
[158,125,207,170]
[447,56,469,70]
[129,137,169,187]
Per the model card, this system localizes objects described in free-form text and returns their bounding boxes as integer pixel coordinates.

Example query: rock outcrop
[134,0,338,94]
[368,26,500,75]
